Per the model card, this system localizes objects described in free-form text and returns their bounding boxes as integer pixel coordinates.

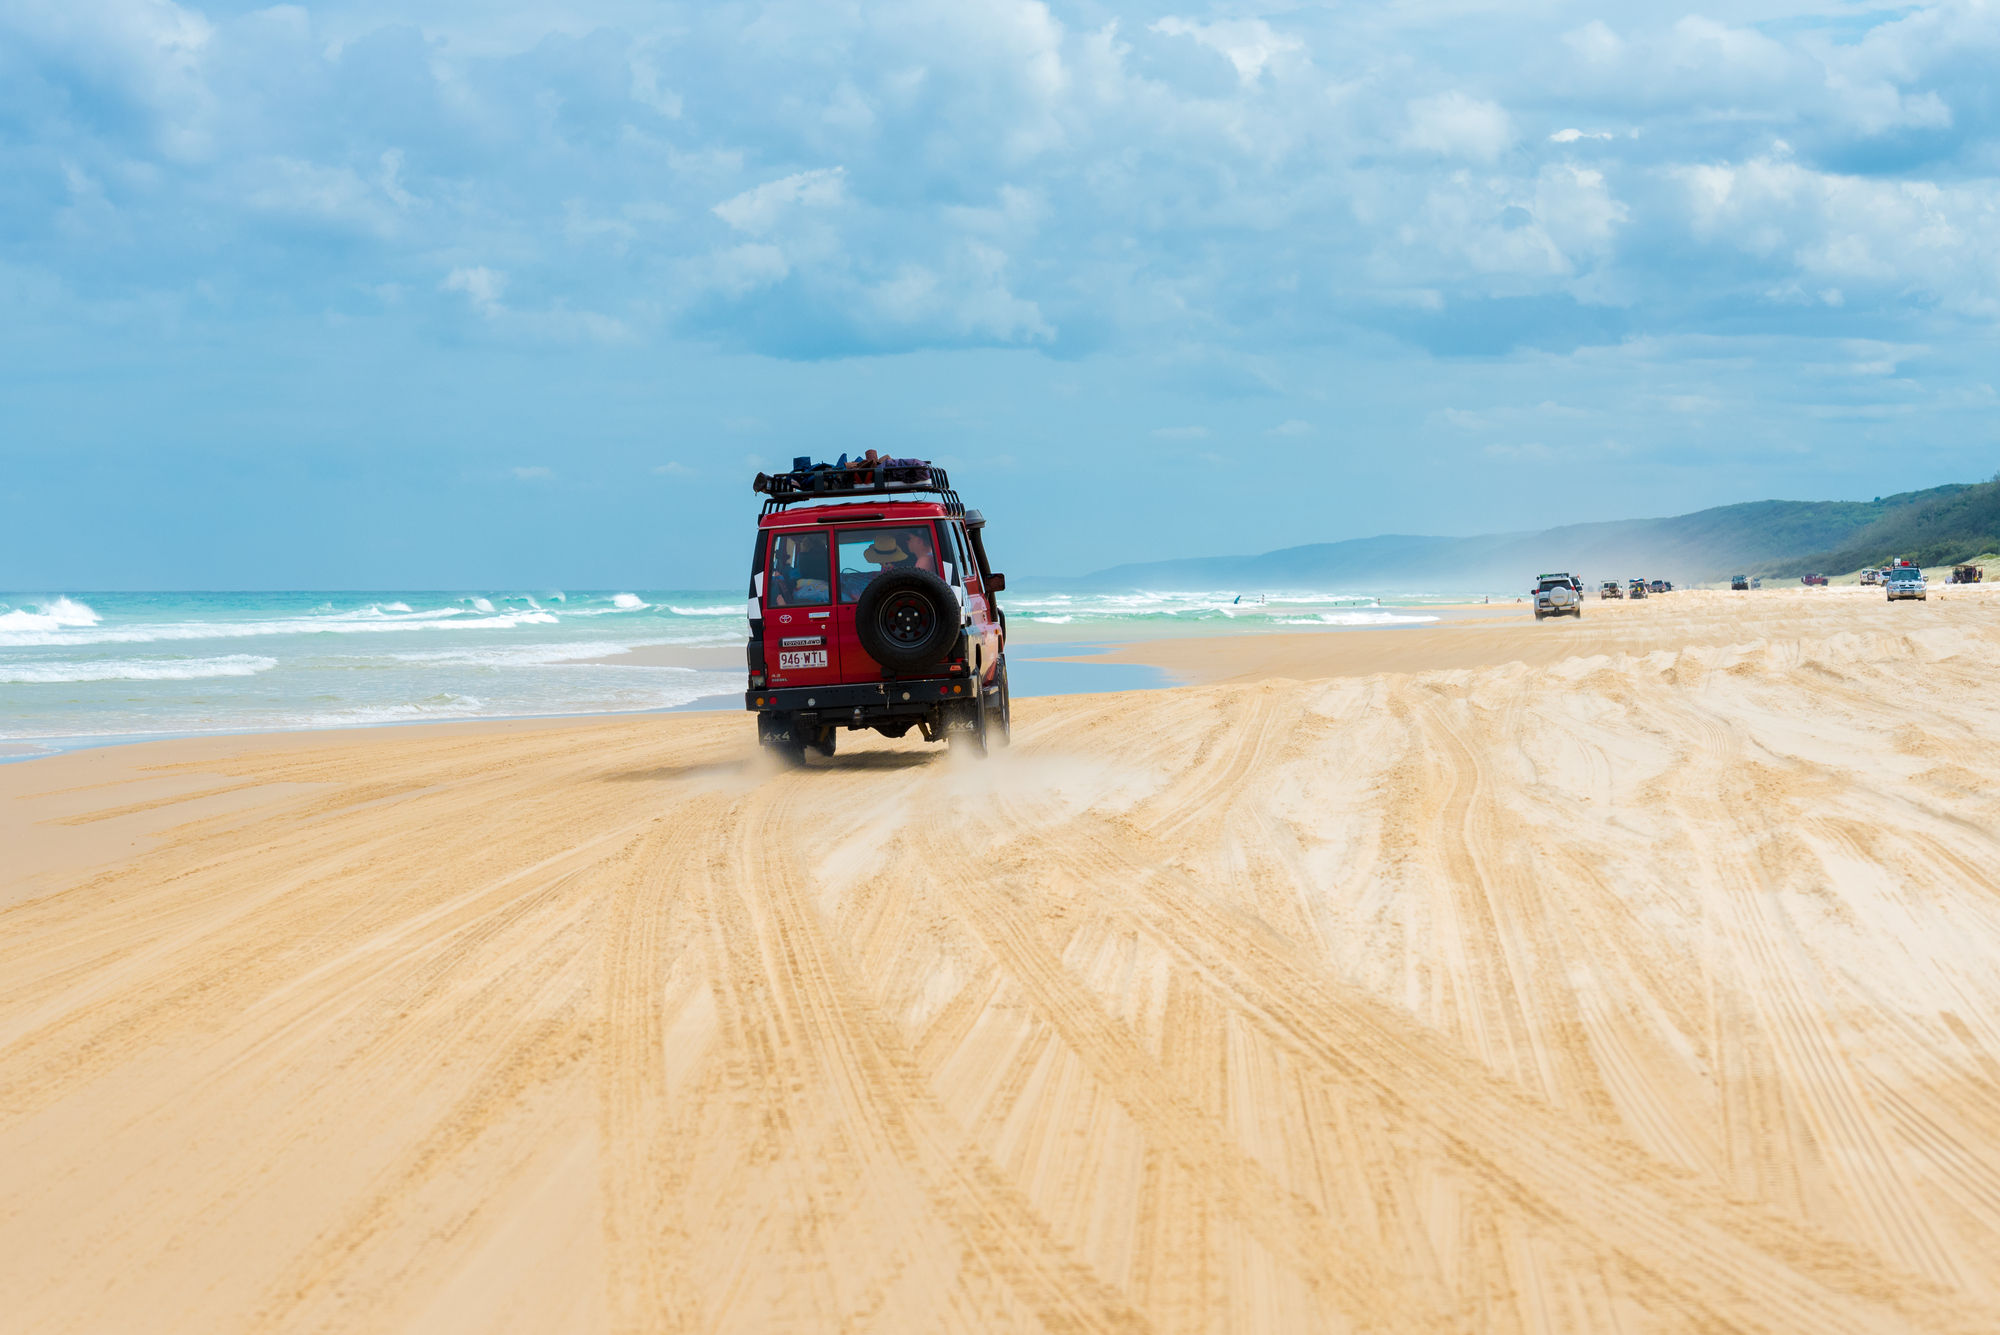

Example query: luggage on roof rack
[753,456,963,515]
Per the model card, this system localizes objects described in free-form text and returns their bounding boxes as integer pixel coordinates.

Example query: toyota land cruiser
[745,458,1008,761]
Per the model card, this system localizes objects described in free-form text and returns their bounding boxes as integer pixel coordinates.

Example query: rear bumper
[745,677,977,718]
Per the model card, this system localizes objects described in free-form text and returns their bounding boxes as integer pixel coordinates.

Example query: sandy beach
[6,587,2000,1332]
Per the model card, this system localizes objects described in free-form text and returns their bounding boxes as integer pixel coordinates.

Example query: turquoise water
[0,591,743,755]
[0,587,1459,754]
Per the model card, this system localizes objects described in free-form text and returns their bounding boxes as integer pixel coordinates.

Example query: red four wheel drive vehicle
[744,458,1009,761]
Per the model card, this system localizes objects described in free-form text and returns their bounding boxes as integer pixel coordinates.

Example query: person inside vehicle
[769,533,829,606]
[862,534,912,568]
[906,529,939,575]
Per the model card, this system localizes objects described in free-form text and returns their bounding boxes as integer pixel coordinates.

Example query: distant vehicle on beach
[746,455,1008,760]
[1886,567,1928,601]
[1628,579,1648,599]
[1801,573,1828,586]
[1859,568,1880,585]
[1949,564,1983,584]
[1600,580,1623,599]
[1731,575,1750,590]
[1533,572,1583,619]
[1648,579,1668,593]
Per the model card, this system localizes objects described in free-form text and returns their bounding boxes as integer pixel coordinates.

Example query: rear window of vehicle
[767,530,831,607]
[836,524,942,603]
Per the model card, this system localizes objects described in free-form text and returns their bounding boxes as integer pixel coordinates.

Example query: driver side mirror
[986,573,1006,592]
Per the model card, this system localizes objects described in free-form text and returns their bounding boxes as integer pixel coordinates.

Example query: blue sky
[4,0,1998,588]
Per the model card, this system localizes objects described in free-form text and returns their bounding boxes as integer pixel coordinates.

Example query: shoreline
[6,585,1992,763]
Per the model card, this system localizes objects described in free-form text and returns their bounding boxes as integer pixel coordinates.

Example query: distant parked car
[1731,574,1750,590]
[1600,580,1623,599]
[1950,564,1983,584]
[1750,577,1763,589]
[1628,579,1648,599]
[1886,567,1927,601]
[1648,579,1667,593]
[1801,573,1828,586]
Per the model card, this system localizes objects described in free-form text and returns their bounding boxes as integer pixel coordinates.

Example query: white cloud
[442,266,507,317]
[713,167,846,234]
[1549,129,1614,144]
[1151,17,1303,85]
[1267,419,1313,436]
[1403,92,1514,162]
[245,157,404,236]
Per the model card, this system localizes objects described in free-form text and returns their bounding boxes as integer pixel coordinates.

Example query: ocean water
[0,588,1457,755]
[0,591,745,755]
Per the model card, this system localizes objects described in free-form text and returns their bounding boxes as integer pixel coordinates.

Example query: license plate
[778,650,827,670]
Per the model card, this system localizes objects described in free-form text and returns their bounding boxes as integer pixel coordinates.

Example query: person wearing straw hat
[862,534,913,568]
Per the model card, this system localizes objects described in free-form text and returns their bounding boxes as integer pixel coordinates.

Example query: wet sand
[4,588,2000,1331]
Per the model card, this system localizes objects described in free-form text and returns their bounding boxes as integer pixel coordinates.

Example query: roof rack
[754,459,964,516]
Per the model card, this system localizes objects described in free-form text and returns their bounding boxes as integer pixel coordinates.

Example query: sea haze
[0,588,1461,753]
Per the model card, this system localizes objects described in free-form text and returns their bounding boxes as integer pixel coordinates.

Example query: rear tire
[807,725,837,758]
[988,657,1011,748]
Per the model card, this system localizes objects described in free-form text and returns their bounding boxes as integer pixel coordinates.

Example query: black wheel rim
[877,591,937,647]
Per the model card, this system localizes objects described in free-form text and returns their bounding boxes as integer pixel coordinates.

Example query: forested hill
[1053,481,1999,592]
[1770,479,2000,576]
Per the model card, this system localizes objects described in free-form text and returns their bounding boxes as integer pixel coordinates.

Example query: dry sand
[5,588,2000,1332]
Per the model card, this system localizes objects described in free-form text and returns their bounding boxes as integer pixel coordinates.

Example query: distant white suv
[1885,568,1927,601]
[1533,572,1583,620]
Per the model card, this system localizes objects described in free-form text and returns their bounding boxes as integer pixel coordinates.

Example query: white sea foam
[470,597,496,613]
[612,593,645,609]
[0,604,584,648]
[379,602,413,613]
[1274,611,1439,626]
[389,641,630,667]
[666,604,740,617]
[0,596,102,636]
[0,655,278,683]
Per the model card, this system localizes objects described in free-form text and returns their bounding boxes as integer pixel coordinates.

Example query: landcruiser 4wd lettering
[745,457,1009,762]
[1533,573,1582,620]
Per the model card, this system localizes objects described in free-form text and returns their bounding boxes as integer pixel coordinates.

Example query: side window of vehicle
[767,531,830,607]
[945,522,973,584]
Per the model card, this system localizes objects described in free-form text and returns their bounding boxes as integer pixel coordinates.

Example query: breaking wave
[0,655,278,684]
[0,596,101,637]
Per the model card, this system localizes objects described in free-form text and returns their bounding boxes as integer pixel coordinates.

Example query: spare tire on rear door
[854,569,959,673]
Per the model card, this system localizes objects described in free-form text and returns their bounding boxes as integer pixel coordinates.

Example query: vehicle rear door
[760,526,842,689]
[830,520,949,678]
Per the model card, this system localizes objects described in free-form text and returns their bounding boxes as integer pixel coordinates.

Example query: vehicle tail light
[946,658,966,675]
